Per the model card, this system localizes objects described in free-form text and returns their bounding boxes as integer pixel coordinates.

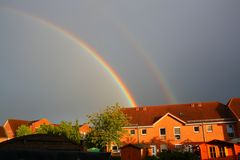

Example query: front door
[150,145,157,156]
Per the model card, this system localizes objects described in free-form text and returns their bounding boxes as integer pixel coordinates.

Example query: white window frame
[206,125,213,132]
[111,145,120,153]
[160,144,168,152]
[159,128,166,136]
[160,128,166,140]
[174,127,181,140]
[141,129,147,135]
[150,145,157,156]
[130,129,135,135]
[193,126,200,133]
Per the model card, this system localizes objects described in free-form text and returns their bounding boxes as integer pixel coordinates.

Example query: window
[130,129,135,135]
[183,144,193,152]
[160,128,166,139]
[175,144,182,151]
[141,129,147,135]
[160,144,168,152]
[174,127,181,140]
[160,128,166,136]
[193,126,199,133]
[219,146,226,158]
[209,146,216,158]
[111,145,119,153]
[227,124,235,138]
[207,125,213,132]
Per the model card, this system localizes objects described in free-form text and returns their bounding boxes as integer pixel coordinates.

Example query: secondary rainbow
[114,21,177,104]
[1,6,137,107]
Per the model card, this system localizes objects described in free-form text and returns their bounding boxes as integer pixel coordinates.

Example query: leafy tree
[36,120,82,144]
[86,103,129,151]
[16,125,32,137]
[35,123,55,134]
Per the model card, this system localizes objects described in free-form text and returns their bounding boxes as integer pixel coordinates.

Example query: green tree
[36,120,82,144]
[16,125,32,137]
[86,103,129,151]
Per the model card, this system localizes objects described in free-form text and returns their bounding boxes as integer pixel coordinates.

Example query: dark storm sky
[0,0,240,123]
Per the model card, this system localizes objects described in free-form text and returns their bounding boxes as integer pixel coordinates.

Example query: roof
[5,119,30,134]
[120,143,151,149]
[0,134,112,160]
[0,127,7,138]
[122,102,234,126]
[206,139,234,146]
[79,123,91,133]
[0,134,82,151]
[229,138,240,144]
[227,98,240,120]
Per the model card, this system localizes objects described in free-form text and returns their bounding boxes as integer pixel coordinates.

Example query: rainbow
[1,6,137,107]
[114,21,177,104]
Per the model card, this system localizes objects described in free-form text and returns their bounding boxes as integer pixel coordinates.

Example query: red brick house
[1,118,51,140]
[120,99,240,158]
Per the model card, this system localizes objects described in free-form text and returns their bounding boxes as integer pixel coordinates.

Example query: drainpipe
[202,122,209,159]
[201,122,206,143]
[137,125,140,144]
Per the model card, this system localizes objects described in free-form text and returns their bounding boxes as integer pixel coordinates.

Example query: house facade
[0,118,51,141]
[120,99,240,158]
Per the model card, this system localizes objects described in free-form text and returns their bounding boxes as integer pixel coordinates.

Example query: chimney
[179,112,184,116]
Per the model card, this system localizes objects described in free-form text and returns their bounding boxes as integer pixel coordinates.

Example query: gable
[228,98,240,120]
[153,113,186,126]
[3,119,30,138]
[29,118,51,131]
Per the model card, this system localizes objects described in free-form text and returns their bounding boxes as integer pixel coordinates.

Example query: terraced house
[120,98,240,159]
[0,98,239,159]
